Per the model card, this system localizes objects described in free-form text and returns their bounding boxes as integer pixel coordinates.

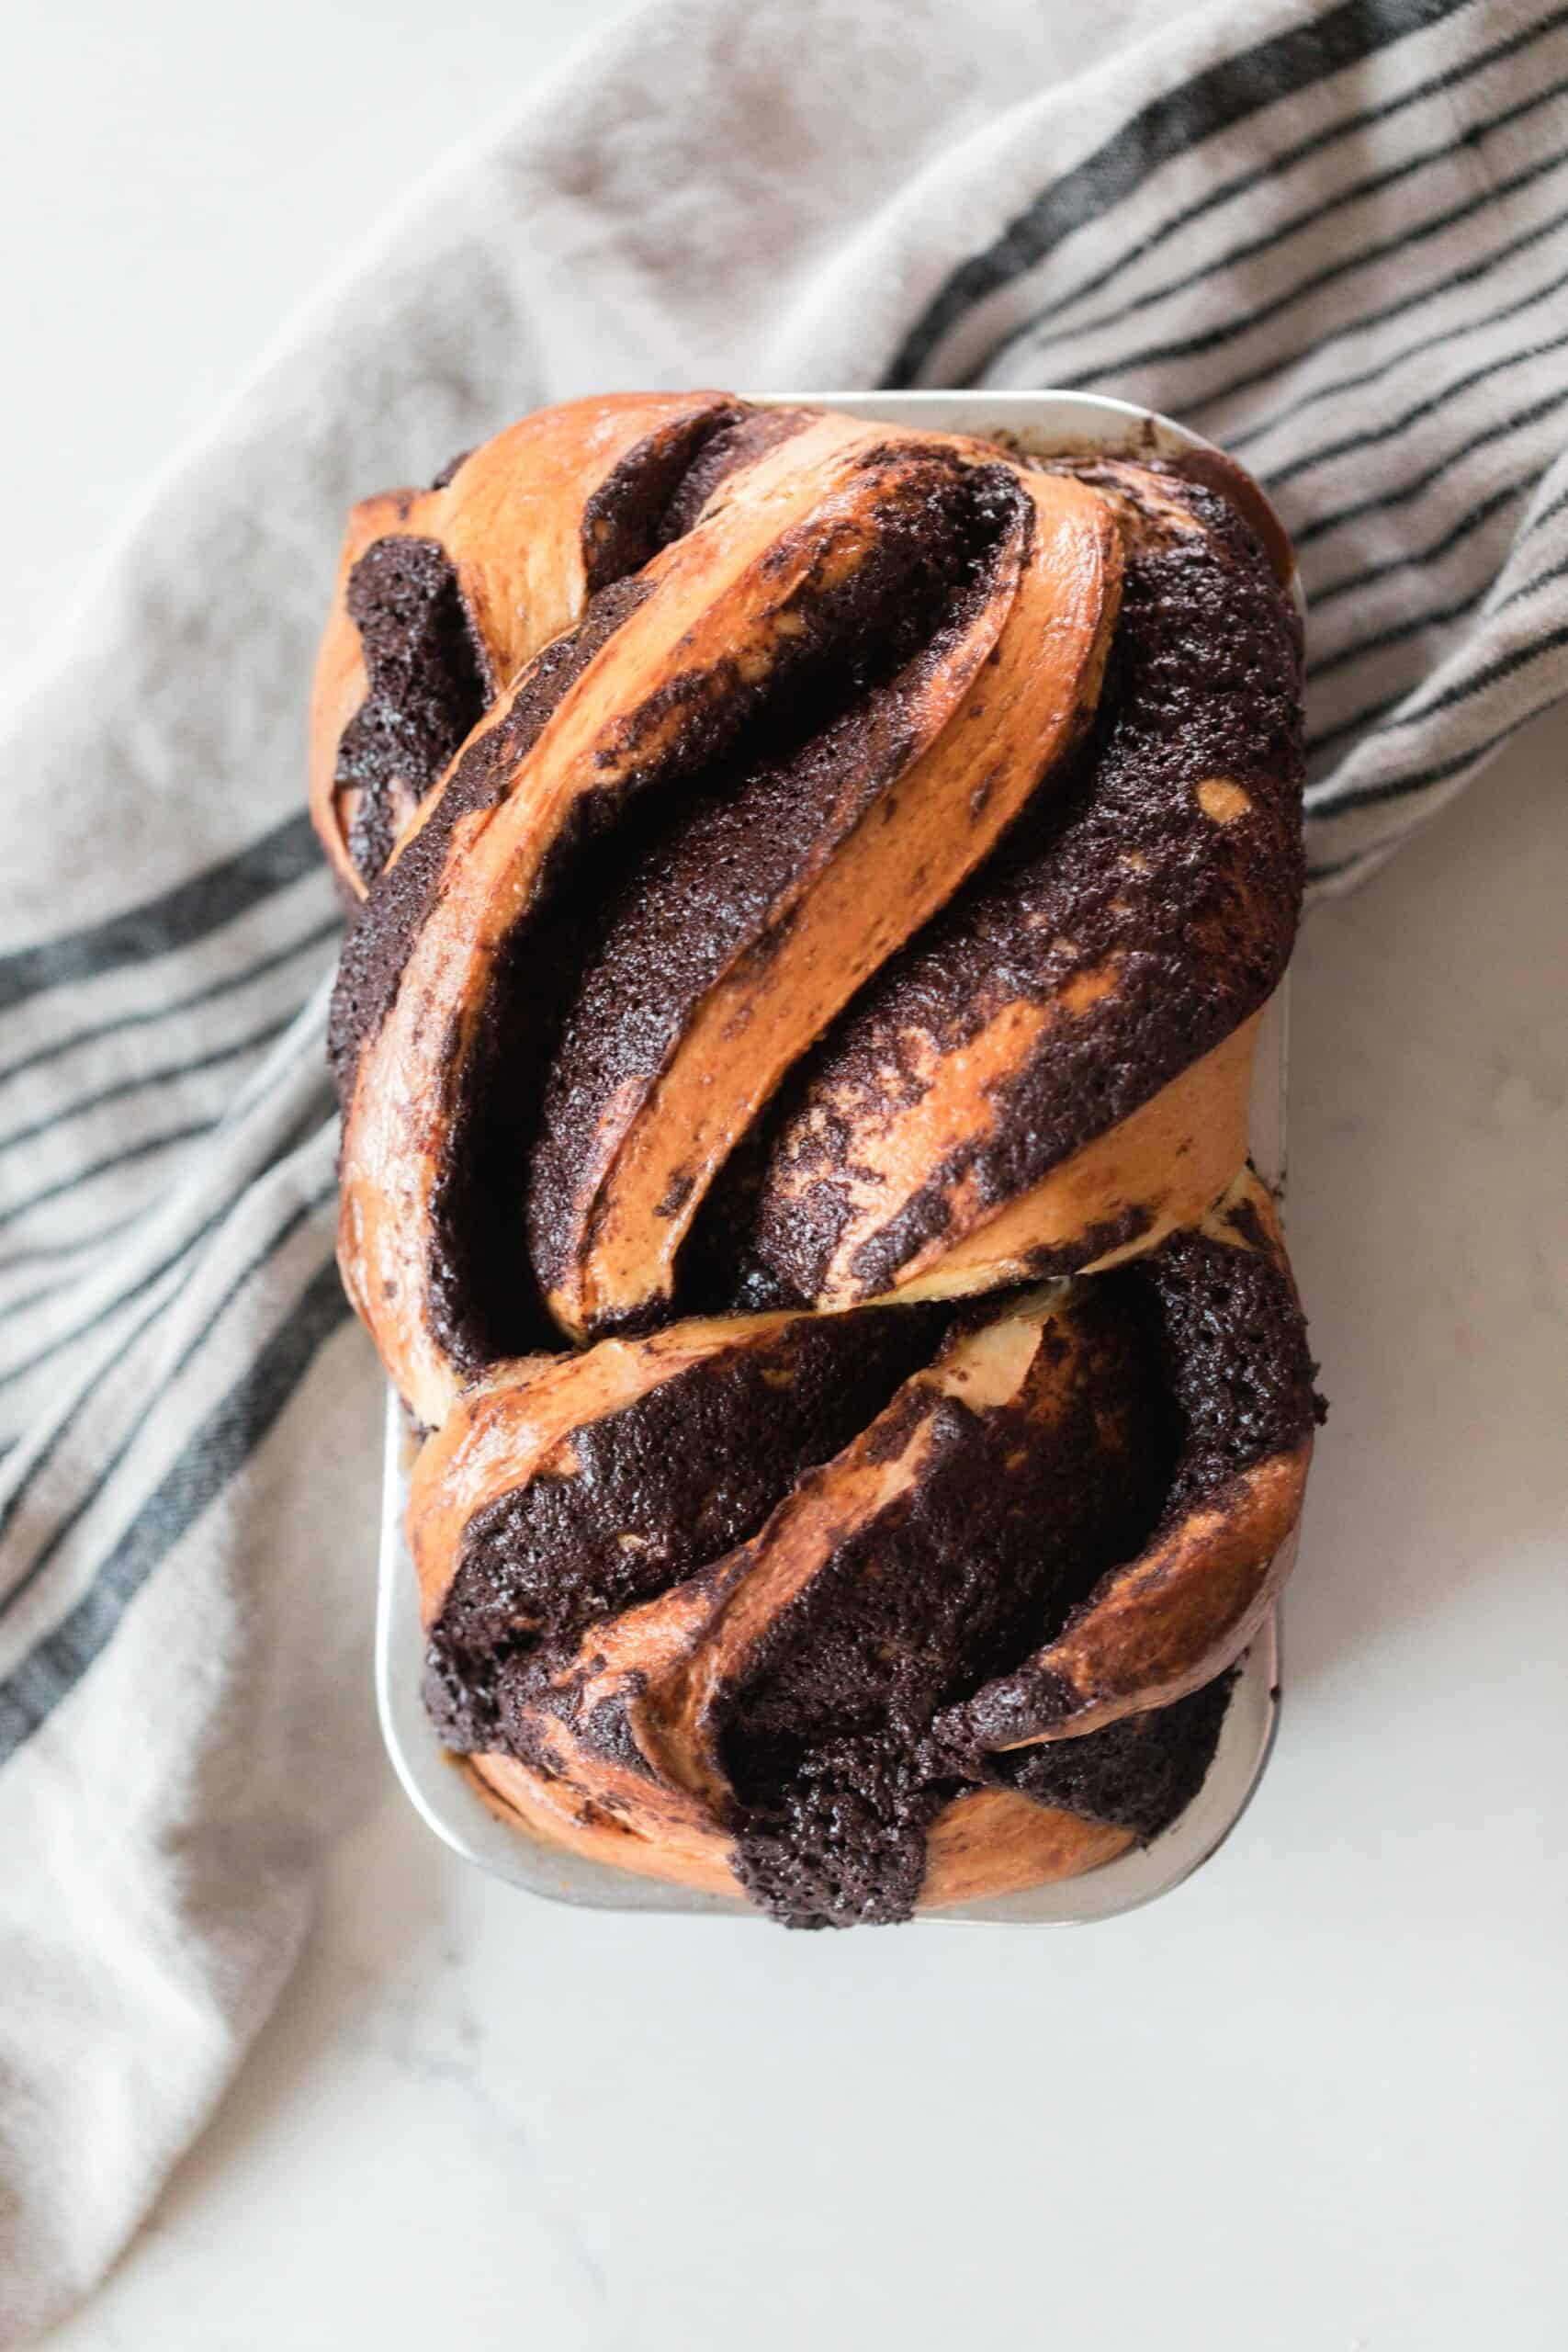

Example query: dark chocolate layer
[423,1206,1318,1922]
[655,407,817,543]
[330,399,777,1098]
[352,416,1317,1930]
[722,1289,1172,1928]
[993,1669,1236,1841]
[727,1742,941,1934]
[525,457,1024,1311]
[729,1674,1238,1934]
[579,401,748,591]
[727,1298,1168,1767]
[334,536,490,886]
[431,457,1022,1369]
[1141,1211,1327,1526]
[423,1304,948,1753]
[707,465,1304,1306]
[953,1213,1324,1753]
[327,575,651,1102]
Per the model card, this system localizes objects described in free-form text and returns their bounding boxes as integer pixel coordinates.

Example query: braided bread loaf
[315,393,1322,1928]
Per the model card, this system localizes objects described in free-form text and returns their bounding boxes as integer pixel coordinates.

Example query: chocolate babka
[313,393,1323,1928]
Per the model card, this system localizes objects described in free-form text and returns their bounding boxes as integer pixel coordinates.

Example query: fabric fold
[2,0,1564,2335]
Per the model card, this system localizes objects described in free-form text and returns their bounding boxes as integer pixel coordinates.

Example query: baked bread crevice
[310,393,1319,1927]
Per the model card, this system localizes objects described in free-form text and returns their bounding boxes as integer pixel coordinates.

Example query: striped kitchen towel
[2,0,1564,2335]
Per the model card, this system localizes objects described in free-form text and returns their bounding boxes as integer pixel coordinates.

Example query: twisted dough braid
[313,396,1320,1928]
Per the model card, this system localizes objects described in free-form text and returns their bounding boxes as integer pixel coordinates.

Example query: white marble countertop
[8,3,1567,2346]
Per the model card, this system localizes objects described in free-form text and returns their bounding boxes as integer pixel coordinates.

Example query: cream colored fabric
[3,0,1566,2336]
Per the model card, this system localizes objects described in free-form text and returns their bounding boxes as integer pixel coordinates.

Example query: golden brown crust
[408,1169,1312,1919]
[993,1464,1304,1739]
[310,392,745,902]
[919,1792,1136,1906]
[407,1312,810,1626]
[337,415,887,1416]
[336,412,1119,1420]
[538,462,1121,1342]
[465,1752,1136,1909]
[952,1173,1312,1750]
[465,1751,739,1897]
[721,454,1300,1313]
[620,1295,1111,1814]
[827,1011,1260,1308]
[313,393,1314,1923]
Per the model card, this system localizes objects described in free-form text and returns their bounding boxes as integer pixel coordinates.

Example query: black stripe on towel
[0,1075,332,1396]
[1224,252,1568,456]
[0,914,339,1091]
[0,1015,295,1159]
[0,1185,335,1625]
[0,1259,350,1764]
[999,70,1568,380]
[1187,187,1568,423]
[1050,139,1568,394]
[0,812,318,1015]
[979,2,1568,379]
[879,0,1473,386]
